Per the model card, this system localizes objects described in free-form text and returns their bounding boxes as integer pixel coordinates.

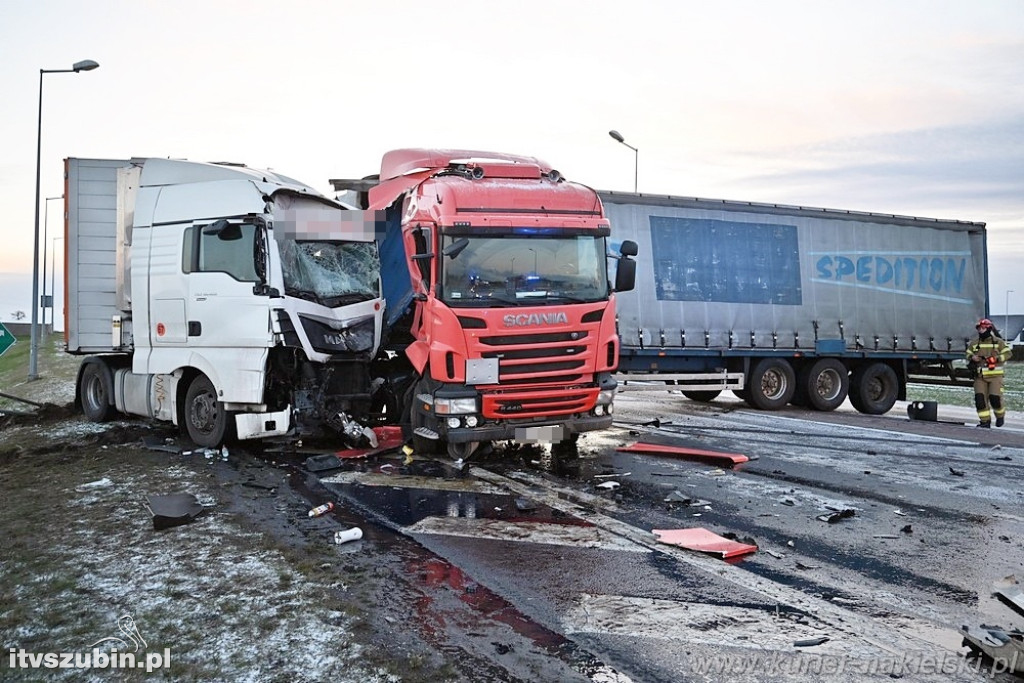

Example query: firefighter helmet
[976,318,994,331]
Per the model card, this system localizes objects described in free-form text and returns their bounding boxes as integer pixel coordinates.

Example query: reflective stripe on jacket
[966,337,1011,377]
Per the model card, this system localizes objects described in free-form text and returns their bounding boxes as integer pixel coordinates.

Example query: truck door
[183,220,271,350]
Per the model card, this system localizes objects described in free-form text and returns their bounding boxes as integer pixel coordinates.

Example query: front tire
[79,361,114,422]
[184,374,231,447]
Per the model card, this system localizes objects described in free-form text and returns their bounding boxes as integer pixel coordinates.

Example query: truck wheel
[802,359,849,412]
[849,363,899,415]
[682,390,721,403]
[408,379,441,455]
[185,375,231,447]
[746,358,795,410]
[79,361,114,422]
[447,441,479,460]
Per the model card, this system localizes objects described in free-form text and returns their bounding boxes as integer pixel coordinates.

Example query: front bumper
[443,414,613,444]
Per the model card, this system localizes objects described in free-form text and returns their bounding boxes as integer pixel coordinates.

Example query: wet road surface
[315,393,1024,682]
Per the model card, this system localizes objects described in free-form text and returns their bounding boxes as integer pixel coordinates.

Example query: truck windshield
[440,234,608,305]
[279,241,380,307]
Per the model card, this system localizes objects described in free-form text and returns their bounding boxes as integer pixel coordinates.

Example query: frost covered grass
[0,433,400,682]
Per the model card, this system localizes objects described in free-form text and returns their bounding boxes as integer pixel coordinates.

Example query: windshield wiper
[322,292,375,307]
[286,288,322,304]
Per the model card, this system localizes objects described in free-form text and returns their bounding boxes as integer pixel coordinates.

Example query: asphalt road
[319,393,1024,682]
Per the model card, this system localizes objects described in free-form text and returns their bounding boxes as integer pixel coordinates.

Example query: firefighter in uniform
[966,318,1011,428]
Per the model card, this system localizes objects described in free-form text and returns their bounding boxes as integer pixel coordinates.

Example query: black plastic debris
[141,436,180,454]
[817,509,855,524]
[304,454,344,473]
[901,524,913,534]
[949,466,966,477]
[146,493,204,531]
[793,636,829,647]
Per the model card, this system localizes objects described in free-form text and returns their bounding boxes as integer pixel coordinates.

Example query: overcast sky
[1,0,1022,326]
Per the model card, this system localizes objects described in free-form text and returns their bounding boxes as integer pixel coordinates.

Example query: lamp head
[608,130,625,143]
[72,60,100,72]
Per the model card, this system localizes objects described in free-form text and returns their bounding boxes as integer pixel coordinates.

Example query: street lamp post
[29,59,99,381]
[608,130,638,193]
[1006,289,1014,341]
[42,195,63,330]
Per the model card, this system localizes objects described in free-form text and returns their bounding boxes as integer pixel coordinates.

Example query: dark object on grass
[146,493,205,531]
[949,466,965,477]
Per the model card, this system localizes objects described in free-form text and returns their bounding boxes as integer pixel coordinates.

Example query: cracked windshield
[279,241,380,307]
[441,234,607,306]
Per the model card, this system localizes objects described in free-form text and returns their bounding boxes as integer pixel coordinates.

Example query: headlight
[597,389,615,406]
[465,415,479,428]
[446,417,462,429]
[434,397,477,415]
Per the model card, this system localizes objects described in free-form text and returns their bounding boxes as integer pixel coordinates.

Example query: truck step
[413,427,440,441]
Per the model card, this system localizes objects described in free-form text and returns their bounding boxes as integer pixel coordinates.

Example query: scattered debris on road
[75,477,114,492]
[308,502,335,517]
[664,491,710,506]
[652,527,758,559]
[816,509,855,524]
[993,575,1024,617]
[618,442,749,466]
[960,624,1024,674]
[949,466,966,477]
[145,493,205,530]
[596,481,621,491]
[793,636,829,647]
[334,527,363,544]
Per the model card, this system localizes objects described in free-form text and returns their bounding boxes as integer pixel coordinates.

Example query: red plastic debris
[652,527,758,559]
[617,442,749,466]
[335,426,406,459]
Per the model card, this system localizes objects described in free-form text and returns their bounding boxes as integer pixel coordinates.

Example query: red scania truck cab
[335,149,636,459]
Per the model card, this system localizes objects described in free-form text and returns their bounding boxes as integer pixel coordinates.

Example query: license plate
[514,425,565,443]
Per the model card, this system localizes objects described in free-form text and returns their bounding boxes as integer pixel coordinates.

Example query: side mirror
[615,256,636,293]
[619,240,638,257]
[203,219,242,241]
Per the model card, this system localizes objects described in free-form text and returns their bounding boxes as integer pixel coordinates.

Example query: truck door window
[182,223,259,282]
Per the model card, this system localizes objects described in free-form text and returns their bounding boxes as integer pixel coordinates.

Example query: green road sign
[0,322,16,357]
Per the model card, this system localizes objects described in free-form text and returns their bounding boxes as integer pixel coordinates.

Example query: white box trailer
[65,157,385,446]
[603,191,988,414]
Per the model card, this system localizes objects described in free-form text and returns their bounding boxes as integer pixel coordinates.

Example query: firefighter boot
[996,415,1005,427]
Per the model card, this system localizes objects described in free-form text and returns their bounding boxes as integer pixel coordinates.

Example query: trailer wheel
[184,374,231,447]
[79,361,114,422]
[849,362,899,415]
[746,358,795,410]
[802,359,850,412]
[682,390,722,403]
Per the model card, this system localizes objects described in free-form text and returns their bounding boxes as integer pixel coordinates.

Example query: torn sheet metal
[960,624,1024,673]
[652,527,757,559]
[618,442,749,466]
[995,584,1024,618]
[304,426,406,472]
[145,493,205,531]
